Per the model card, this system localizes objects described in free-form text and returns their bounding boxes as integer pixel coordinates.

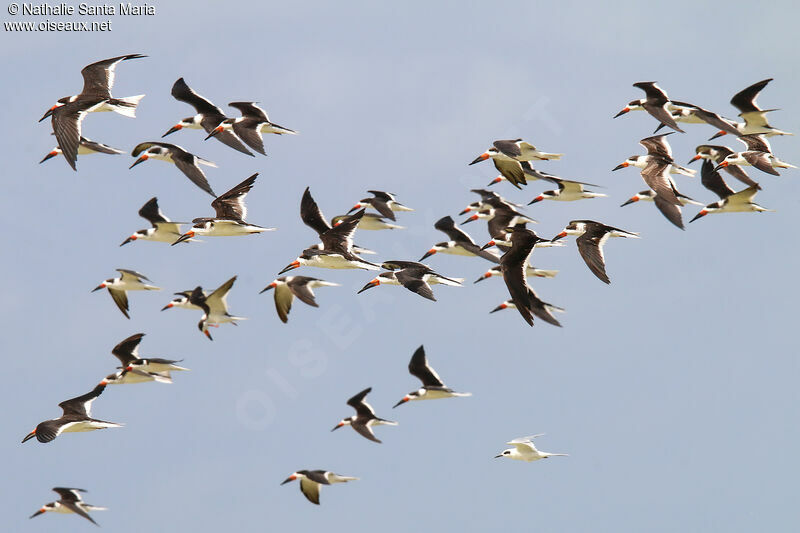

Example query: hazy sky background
[2,1,798,531]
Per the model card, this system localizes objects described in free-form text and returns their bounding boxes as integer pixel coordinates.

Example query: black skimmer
[420,216,500,263]
[206,101,297,156]
[358,260,463,301]
[161,290,202,311]
[103,368,172,385]
[130,142,217,197]
[709,79,793,139]
[187,276,244,340]
[172,173,274,245]
[636,159,686,229]
[489,298,566,323]
[332,387,398,443]
[475,264,558,283]
[653,102,741,136]
[40,54,146,120]
[260,276,340,323]
[552,221,639,284]
[30,487,106,525]
[480,237,563,252]
[280,470,358,505]
[498,228,563,327]
[714,134,795,176]
[331,212,403,230]
[162,78,254,156]
[690,161,772,222]
[393,345,471,407]
[470,156,545,189]
[39,54,146,170]
[299,187,375,255]
[280,209,380,273]
[22,383,121,443]
[471,139,563,163]
[494,434,568,462]
[528,178,606,203]
[688,145,760,189]
[347,191,413,221]
[92,269,160,319]
[489,300,517,313]
[620,188,702,208]
[457,188,521,215]
[111,332,189,374]
[40,136,124,165]
[121,197,191,246]
[612,133,695,176]
[488,298,567,324]
[614,81,685,132]
[461,199,538,237]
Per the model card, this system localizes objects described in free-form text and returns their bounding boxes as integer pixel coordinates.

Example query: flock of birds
[27,53,794,522]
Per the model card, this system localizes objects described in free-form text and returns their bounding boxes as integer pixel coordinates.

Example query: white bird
[495,434,568,462]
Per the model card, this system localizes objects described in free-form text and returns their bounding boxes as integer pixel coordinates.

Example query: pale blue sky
[2,1,799,531]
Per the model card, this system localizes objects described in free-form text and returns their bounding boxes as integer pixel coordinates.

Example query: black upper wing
[58,383,106,417]
[171,77,223,115]
[408,346,445,387]
[81,54,145,98]
[300,187,332,235]
[111,333,144,366]
[211,173,258,221]
[138,197,169,225]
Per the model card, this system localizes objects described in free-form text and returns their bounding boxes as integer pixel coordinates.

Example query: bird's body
[495,434,568,462]
[332,387,397,443]
[528,178,606,203]
[393,346,471,407]
[260,276,340,323]
[358,260,463,301]
[690,162,772,222]
[714,135,795,176]
[162,78,254,156]
[121,197,190,246]
[22,383,121,443]
[420,216,501,263]
[332,212,404,230]
[614,81,685,132]
[552,220,639,284]
[474,264,558,283]
[206,101,296,156]
[111,333,189,374]
[39,54,146,170]
[708,79,793,139]
[499,228,563,327]
[187,276,245,340]
[40,136,124,165]
[130,142,217,196]
[688,145,759,189]
[281,470,358,505]
[30,487,107,526]
[348,190,413,221]
[281,206,379,273]
[173,173,274,244]
[92,269,160,318]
